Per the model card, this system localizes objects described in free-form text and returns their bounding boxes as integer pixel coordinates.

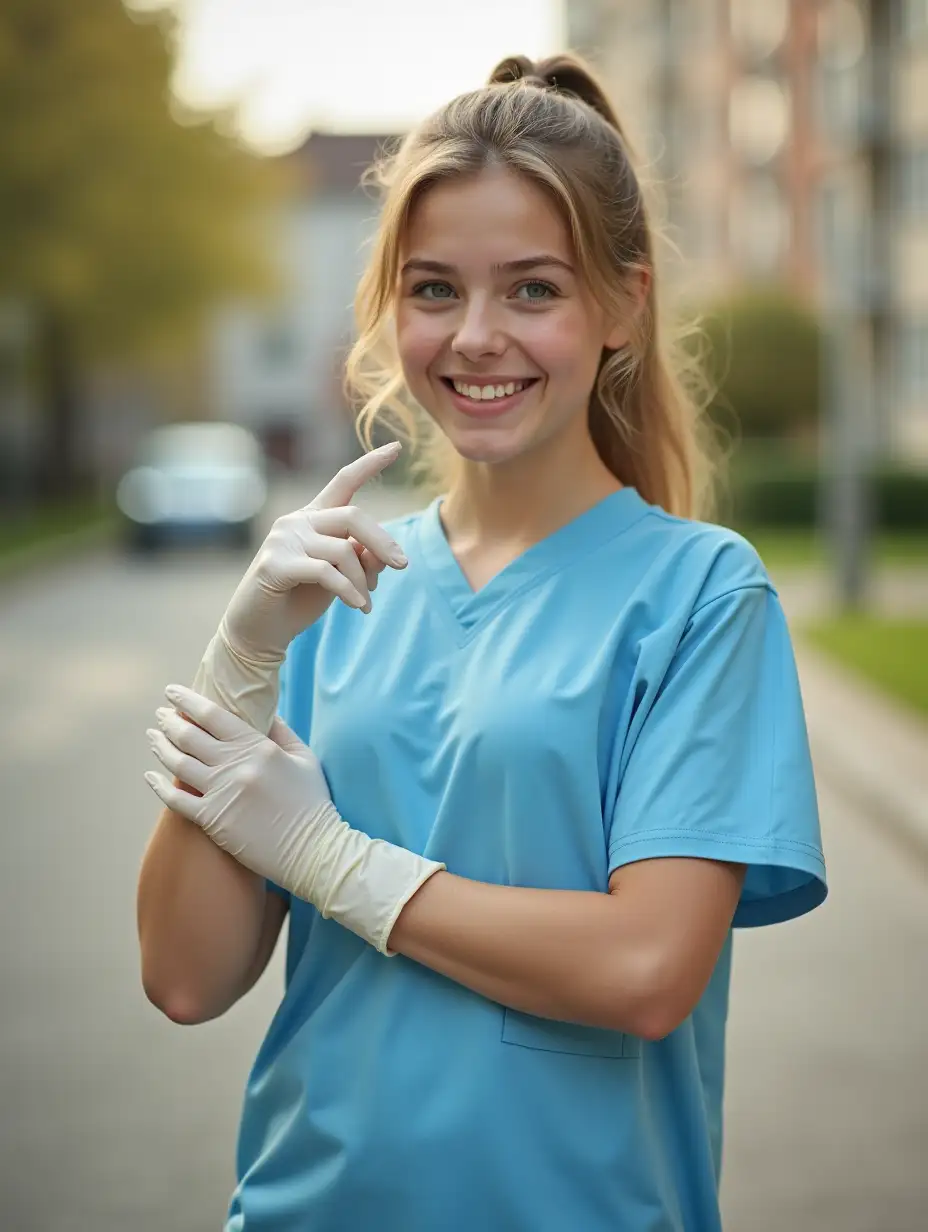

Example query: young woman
[138,54,827,1231]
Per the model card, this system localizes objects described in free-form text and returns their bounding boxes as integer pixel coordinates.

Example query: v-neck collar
[415,486,649,640]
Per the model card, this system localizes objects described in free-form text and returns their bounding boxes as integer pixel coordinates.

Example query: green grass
[742,529,928,570]
[0,496,113,561]
[804,616,928,718]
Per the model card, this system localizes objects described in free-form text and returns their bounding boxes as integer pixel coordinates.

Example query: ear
[603,267,651,350]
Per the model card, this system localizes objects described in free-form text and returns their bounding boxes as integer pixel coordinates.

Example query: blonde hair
[344,53,718,519]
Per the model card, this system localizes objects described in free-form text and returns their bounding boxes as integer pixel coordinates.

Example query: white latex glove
[144,684,445,956]
[193,442,408,735]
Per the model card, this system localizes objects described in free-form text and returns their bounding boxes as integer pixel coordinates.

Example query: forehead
[401,166,572,267]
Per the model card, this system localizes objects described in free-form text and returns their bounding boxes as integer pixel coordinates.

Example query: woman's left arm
[389,858,745,1041]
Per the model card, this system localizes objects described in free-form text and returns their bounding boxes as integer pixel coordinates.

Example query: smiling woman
[138,49,826,1232]
[345,56,715,535]
[393,169,634,473]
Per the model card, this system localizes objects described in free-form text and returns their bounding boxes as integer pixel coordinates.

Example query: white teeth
[451,379,529,401]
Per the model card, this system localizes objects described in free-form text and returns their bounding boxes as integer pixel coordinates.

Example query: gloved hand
[144,684,445,955]
[193,442,408,734]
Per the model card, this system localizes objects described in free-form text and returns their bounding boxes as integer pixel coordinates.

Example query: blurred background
[1,2,926,1229]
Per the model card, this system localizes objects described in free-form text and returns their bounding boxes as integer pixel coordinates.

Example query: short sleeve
[607,584,827,927]
[266,622,322,903]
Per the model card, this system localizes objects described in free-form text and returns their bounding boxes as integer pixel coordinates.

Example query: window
[690,202,725,263]
[730,174,790,274]
[730,0,788,61]
[896,145,928,218]
[816,1,866,145]
[815,171,870,308]
[818,63,861,144]
[900,0,928,39]
[258,320,297,369]
[675,0,717,51]
[818,0,866,69]
[729,74,791,165]
[896,319,928,401]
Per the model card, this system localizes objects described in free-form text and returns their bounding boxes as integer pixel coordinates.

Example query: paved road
[2,479,926,1231]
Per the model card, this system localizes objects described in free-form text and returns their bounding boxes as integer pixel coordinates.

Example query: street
[2,479,926,1232]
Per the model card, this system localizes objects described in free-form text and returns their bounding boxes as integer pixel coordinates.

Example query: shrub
[726,454,928,530]
[698,287,824,440]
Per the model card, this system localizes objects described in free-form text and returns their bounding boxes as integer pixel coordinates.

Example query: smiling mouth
[440,377,539,404]
[438,376,541,420]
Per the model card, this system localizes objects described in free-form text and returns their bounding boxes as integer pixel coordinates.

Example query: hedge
[725,461,928,531]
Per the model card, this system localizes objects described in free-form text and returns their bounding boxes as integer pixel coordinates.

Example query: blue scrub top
[226,486,826,1231]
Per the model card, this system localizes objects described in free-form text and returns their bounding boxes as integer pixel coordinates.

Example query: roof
[288,131,403,196]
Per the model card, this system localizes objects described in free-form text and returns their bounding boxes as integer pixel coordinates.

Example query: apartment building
[568,0,928,458]
[208,132,397,471]
[894,1,928,455]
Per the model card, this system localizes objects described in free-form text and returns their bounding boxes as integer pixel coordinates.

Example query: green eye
[414,282,456,300]
[515,281,557,301]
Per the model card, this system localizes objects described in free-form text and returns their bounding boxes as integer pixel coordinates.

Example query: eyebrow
[400,254,575,276]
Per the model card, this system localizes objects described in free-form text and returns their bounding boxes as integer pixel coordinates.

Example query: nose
[450,296,506,361]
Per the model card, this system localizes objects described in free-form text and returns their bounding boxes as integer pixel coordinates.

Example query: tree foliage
[0,0,283,492]
[698,287,824,441]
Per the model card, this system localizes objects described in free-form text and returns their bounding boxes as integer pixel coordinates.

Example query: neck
[440,423,621,548]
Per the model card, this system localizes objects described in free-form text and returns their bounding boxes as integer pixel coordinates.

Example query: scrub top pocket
[501,1007,642,1059]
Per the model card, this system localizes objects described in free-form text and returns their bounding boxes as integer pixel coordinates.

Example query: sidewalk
[775,567,928,622]
[775,568,928,866]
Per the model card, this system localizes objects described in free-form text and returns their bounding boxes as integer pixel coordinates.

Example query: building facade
[209,132,398,472]
[893,0,928,455]
[568,0,928,459]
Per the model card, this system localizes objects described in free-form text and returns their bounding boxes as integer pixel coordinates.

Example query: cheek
[528,313,601,384]
[395,311,444,381]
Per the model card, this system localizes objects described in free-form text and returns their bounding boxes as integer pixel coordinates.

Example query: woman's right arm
[137,450,406,1024]
[136,794,288,1025]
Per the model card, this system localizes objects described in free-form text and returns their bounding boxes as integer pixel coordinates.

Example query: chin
[442,424,533,467]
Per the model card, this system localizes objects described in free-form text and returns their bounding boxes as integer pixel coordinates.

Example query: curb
[0,518,116,585]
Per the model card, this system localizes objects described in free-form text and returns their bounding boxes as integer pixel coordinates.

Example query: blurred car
[116,421,268,552]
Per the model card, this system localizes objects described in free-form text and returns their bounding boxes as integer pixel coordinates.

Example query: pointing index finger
[308,442,402,511]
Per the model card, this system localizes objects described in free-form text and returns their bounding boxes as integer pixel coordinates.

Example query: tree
[0,0,282,497]
[698,287,824,442]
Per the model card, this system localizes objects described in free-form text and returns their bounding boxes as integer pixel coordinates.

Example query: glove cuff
[192,626,285,735]
[284,807,445,955]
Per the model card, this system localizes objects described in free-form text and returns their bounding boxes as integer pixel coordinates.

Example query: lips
[439,376,540,419]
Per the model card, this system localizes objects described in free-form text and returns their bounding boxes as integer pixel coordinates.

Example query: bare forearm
[388,872,660,1036]
[136,803,269,1022]
[389,859,744,1040]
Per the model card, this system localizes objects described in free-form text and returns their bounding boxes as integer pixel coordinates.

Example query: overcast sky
[136,0,566,151]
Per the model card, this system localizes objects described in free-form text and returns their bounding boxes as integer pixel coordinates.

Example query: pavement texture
[1,476,926,1230]
[774,569,928,870]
